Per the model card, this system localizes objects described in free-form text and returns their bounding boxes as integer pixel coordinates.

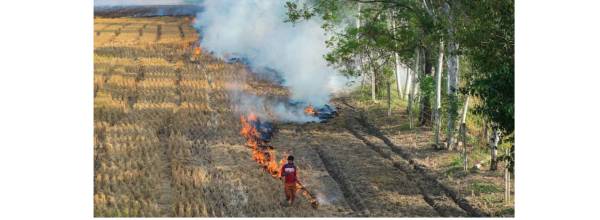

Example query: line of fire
[240,112,321,208]
[233,78,339,209]
[239,103,338,208]
[194,43,340,208]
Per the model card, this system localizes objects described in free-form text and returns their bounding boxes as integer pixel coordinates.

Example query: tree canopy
[285,0,514,135]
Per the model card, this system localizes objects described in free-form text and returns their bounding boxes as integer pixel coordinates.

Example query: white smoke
[230,90,319,123]
[315,191,339,206]
[194,0,350,107]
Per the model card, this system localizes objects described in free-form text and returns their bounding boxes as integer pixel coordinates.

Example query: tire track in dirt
[300,128,370,216]
[341,100,488,217]
[345,123,465,217]
[296,123,439,216]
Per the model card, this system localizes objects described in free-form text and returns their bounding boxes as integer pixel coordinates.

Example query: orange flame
[266,149,280,176]
[240,113,260,148]
[194,47,202,57]
[239,113,319,208]
[304,105,316,116]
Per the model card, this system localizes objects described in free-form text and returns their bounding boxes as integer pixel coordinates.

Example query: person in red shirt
[280,155,298,206]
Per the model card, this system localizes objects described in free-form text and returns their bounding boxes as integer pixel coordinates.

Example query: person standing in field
[280,155,298,206]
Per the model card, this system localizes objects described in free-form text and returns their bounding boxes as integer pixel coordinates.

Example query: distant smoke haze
[194,0,351,107]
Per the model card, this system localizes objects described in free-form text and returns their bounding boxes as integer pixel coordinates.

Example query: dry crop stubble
[95,16,343,217]
[94,121,164,216]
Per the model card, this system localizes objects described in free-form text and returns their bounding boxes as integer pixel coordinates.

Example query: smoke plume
[194,0,349,108]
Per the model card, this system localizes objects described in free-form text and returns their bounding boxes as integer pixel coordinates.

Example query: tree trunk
[504,148,510,204]
[408,47,419,129]
[389,12,404,102]
[508,162,511,203]
[504,146,512,204]
[371,68,377,102]
[460,97,470,126]
[404,66,411,100]
[419,48,432,127]
[442,2,461,150]
[490,128,500,171]
[460,97,470,171]
[409,70,418,128]
[461,123,468,172]
[434,41,444,148]
[355,3,364,90]
[360,74,365,92]
[394,53,403,99]
[364,46,377,103]
[446,41,460,150]
[387,81,392,116]
[357,3,361,30]
[481,119,488,150]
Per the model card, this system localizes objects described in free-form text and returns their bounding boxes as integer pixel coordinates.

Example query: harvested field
[94,16,511,217]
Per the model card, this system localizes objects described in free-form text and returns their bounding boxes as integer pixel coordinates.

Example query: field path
[338,99,488,217]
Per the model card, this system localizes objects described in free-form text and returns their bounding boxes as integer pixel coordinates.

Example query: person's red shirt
[280,163,297,184]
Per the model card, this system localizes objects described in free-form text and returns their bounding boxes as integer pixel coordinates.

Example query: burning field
[93,15,345,217]
[93,9,495,218]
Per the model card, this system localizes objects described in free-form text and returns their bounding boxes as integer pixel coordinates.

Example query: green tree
[285,0,513,163]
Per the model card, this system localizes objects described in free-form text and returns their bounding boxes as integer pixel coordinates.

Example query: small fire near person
[240,113,319,208]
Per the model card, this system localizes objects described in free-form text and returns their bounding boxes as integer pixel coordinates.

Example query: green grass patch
[469,146,489,163]
[444,154,466,178]
[396,123,411,131]
[350,81,408,109]
[449,154,463,168]
[470,181,501,194]
[497,206,515,216]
